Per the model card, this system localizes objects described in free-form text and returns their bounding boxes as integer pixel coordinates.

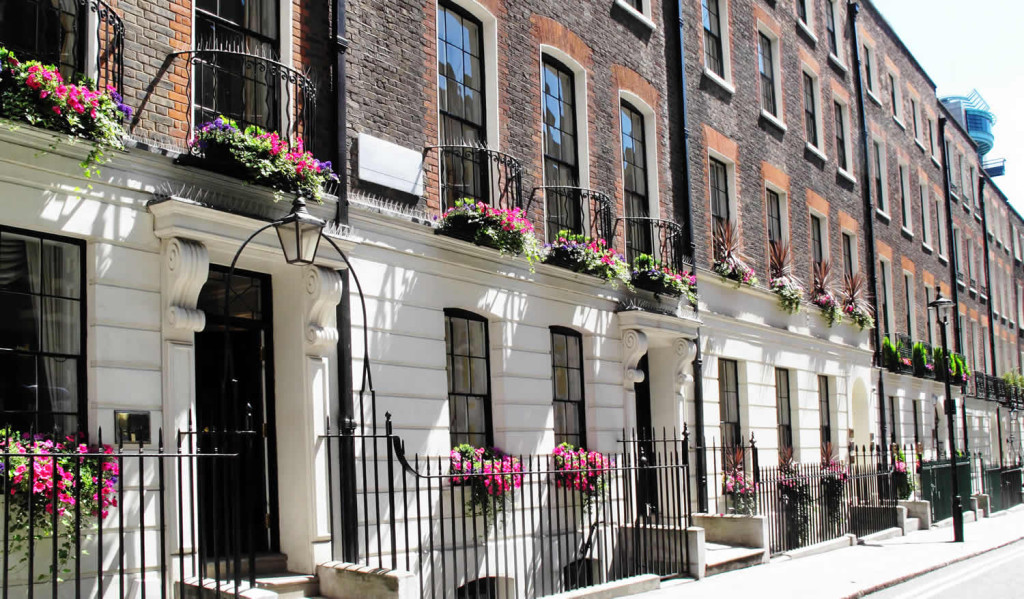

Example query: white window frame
[1017,283,1023,324]
[903,271,916,338]
[935,196,947,259]
[929,119,940,163]
[708,147,738,227]
[620,91,662,225]
[898,160,911,235]
[796,0,816,41]
[952,225,963,278]
[614,0,655,30]
[701,0,734,92]
[809,208,831,264]
[880,258,896,335]
[435,0,500,152]
[1014,228,1021,261]
[971,320,981,372]
[841,229,859,276]
[834,98,855,181]
[872,136,889,216]
[888,71,904,127]
[863,41,880,102]
[765,181,791,244]
[911,96,923,147]
[757,23,785,126]
[825,0,845,67]
[924,284,936,344]
[966,238,976,284]
[920,176,932,248]
[801,66,825,157]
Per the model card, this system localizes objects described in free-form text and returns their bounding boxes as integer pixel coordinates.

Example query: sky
[870,0,1024,214]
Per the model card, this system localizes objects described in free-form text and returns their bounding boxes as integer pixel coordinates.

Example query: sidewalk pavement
[634,505,1024,599]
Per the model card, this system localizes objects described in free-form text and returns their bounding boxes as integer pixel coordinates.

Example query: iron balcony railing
[429,145,524,213]
[527,186,616,243]
[0,0,124,91]
[615,217,692,273]
[170,49,318,148]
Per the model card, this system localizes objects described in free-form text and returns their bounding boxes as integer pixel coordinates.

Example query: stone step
[202,553,290,579]
[255,573,319,599]
[704,543,766,577]
[903,516,921,534]
[177,572,318,599]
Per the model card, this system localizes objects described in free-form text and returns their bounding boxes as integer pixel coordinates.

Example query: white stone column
[621,328,649,436]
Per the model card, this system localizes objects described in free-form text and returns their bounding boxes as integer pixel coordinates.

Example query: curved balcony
[1,0,124,91]
[615,217,692,273]
[428,145,524,212]
[170,49,318,147]
[527,186,615,243]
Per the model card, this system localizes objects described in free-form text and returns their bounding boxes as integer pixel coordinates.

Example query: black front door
[194,268,278,558]
[634,355,658,516]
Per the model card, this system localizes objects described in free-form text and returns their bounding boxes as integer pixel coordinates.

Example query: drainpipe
[979,176,997,373]
[849,2,887,463]
[331,0,358,563]
[673,0,707,512]
[939,117,970,453]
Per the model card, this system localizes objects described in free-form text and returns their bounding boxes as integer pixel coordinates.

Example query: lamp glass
[276,218,323,265]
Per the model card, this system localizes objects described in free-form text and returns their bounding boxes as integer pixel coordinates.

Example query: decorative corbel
[622,329,649,388]
[675,337,697,394]
[305,266,344,348]
[165,237,209,333]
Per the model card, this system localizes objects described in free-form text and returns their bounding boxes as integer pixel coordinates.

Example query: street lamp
[275,196,325,265]
[928,291,964,542]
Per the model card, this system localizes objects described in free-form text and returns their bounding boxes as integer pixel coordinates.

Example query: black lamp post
[928,291,964,542]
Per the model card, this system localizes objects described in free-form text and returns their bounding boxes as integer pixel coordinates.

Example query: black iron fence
[0,0,125,90]
[169,49,318,148]
[919,455,972,523]
[321,417,693,598]
[0,421,267,598]
[979,453,1023,513]
[429,145,525,214]
[701,441,898,556]
[614,217,692,273]
[527,186,616,244]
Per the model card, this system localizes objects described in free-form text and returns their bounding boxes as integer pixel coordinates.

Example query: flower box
[630,254,697,304]
[542,232,631,287]
[435,200,543,268]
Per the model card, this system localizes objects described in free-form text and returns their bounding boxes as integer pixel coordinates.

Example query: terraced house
[0,0,1021,597]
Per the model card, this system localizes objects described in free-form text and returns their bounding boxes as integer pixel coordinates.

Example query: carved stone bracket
[165,237,209,334]
[305,266,344,348]
[622,329,649,388]
[675,338,697,393]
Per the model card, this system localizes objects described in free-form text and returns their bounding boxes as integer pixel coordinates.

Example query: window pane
[41,240,81,299]
[0,293,39,352]
[0,233,41,294]
[0,353,36,415]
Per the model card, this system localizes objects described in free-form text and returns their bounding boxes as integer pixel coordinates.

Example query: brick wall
[344,0,677,230]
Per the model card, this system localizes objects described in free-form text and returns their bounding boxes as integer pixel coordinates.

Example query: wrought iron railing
[320,415,693,598]
[0,423,266,597]
[615,217,692,272]
[429,145,524,213]
[170,49,317,147]
[527,186,616,243]
[0,0,124,91]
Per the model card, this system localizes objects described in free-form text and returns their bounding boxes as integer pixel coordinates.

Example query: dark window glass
[702,0,724,77]
[804,72,818,147]
[888,396,898,445]
[880,262,891,335]
[911,99,919,138]
[719,359,741,448]
[194,0,280,132]
[811,214,825,267]
[904,273,913,333]
[445,310,492,447]
[834,101,848,170]
[864,45,874,91]
[0,0,85,81]
[889,73,898,117]
[0,228,84,434]
[842,232,854,280]
[621,101,652,262]
[919,186,928,239]
[924,287,933,344]
[825,1,838,54]
[767,189,782,245]
[776,369,792,451]
[542,57,580,240]
[759,33,777,116]
[625,0,644,11]
[899,166,909,225]
[818,375,832,446]
[873,141,884,209]
[551,328,585,448]
[797,0,808,22]
[710,157,730,234]
[438,2,487,209]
